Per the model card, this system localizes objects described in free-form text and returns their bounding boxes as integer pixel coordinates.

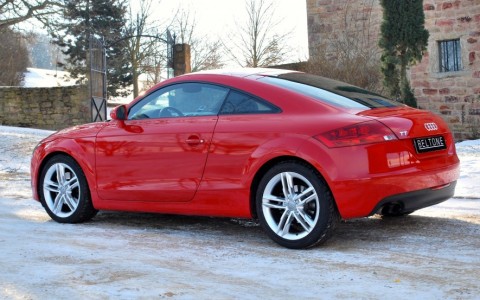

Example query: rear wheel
[39,155,97,223]
[256,161,338,249]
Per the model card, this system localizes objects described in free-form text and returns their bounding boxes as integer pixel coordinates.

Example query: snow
[455,139,480,199]
[0,125,479,299]
[21,68,76,87]
[19,68,144,103]
[0,126,52,175]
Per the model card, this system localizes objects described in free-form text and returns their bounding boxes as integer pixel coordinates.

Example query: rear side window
[260,73,400,109]
[219,90,280,115]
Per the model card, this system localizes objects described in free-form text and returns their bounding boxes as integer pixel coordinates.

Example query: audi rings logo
[424,122,438,131]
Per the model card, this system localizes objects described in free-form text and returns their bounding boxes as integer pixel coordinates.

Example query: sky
[19,0,309,68]
[135,0,309,64]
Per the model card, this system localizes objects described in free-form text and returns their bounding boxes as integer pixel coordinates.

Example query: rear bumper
[296,135,460,219]
[329,162,459,219]
[368,181,456,216]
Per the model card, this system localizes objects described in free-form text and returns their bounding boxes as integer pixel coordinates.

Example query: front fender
[31,137,98,205]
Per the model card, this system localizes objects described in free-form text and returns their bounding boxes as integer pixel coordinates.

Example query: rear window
[259,72,400,109]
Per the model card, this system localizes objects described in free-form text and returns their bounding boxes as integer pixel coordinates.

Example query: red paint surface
[31,69,460,219]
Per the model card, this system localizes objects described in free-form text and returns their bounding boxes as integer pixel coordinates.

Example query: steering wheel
[159,106,184,117]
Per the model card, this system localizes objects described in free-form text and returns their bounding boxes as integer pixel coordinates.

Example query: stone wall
[411,0,480,140]
[307,0,383,52]
[0,86,90,130]
[306,0,480,140]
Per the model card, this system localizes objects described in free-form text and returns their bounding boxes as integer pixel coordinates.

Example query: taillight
[315,120,397,148]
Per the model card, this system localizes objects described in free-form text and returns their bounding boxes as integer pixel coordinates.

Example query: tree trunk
[132,60,139,98]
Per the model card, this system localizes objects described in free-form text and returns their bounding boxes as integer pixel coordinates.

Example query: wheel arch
[36,152,87,197]
[249,155,337,219]
[37,151,98,223]
[34,138,98,207]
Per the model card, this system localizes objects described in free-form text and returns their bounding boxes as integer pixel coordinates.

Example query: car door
[199,89,283,191]
[95,82,229,202]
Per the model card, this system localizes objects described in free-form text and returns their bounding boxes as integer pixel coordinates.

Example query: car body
[31,68,460,248]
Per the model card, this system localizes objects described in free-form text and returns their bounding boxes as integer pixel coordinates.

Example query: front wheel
[39,155,97,223]
[256,161,338,249]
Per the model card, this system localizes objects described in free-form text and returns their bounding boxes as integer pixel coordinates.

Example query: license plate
[413,136,447,153]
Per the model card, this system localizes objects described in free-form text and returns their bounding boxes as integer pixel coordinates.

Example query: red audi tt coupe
[31,68,460,248]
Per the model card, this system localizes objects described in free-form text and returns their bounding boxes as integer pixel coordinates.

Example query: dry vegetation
[0,28,29,86]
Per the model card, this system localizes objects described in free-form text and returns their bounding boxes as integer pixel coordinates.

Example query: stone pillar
[173,43,191,77]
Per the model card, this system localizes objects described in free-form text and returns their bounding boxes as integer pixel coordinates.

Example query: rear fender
[246,135,310,181]
[294,138,343,215]
[246,136,337,216]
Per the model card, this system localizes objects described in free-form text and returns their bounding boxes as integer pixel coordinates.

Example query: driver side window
[128,83,229,120]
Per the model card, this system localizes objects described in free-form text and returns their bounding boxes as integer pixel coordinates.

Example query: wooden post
[173,43,191,77]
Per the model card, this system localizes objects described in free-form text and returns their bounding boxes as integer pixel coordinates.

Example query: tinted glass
[260,73,400,109]
[219,90,280,115]
[128,83,229,119]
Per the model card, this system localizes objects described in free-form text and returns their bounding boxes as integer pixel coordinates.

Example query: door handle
[185,136,205,145]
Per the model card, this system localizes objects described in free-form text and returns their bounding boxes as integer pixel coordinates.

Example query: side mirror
[110,105,127,121]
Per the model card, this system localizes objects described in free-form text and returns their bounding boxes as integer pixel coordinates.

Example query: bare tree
[0,0,63,30]
[173,8,224,72]
[124,0,177,97]
[191,40,224,71]
[141,29,168,90]
[124,0,153,98]
[0,28,29,86]
[224,0,291,67]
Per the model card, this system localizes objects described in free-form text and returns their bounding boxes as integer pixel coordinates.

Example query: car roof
[181,68,299,78]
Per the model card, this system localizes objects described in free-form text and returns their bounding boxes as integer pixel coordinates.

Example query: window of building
[438,39,462,72]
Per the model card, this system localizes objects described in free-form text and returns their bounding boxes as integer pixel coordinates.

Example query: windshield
[259,72,401,109]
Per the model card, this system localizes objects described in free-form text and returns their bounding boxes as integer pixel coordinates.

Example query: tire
[39,155,97,223]
[256,161,338,249]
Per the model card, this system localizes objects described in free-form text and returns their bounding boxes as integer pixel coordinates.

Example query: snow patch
[455,139,480,199]
[21,67,76,87]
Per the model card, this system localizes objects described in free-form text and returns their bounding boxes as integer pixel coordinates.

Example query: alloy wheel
[261,171,320,241]
[43,162,81,218]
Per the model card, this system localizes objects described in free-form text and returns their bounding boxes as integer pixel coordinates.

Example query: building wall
[307,0,383,52]
[0,86,90,130]
[306,0,480,140]
[412,0,480,140]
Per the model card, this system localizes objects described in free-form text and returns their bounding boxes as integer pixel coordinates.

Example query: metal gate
[89,36,107,122]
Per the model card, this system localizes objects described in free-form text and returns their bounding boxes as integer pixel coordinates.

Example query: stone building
[306,0,480,140]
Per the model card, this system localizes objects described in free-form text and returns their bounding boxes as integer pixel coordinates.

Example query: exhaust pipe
[381,202,404,216]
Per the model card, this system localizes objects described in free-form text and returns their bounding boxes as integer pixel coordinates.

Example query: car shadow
[85,210,479,249]
[89,211,266,245]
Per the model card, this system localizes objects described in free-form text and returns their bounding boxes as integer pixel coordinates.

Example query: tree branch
[0,0,64,29]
